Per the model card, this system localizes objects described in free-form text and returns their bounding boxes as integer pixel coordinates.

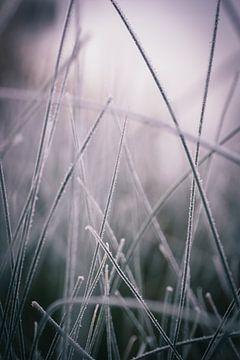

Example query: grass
[0,0,240,359]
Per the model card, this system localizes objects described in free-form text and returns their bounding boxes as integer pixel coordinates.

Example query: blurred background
[0,0,240,359]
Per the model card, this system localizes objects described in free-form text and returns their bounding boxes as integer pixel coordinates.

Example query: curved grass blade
[109,0,239,312]
[171,2,221,356]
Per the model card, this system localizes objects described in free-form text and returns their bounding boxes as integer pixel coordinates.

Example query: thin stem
[171,1,221,356]
[109,0,240,310]
[86,225,183,360]
[32,301,94,360]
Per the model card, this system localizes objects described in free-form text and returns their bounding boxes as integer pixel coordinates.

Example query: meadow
[0,0,240,359]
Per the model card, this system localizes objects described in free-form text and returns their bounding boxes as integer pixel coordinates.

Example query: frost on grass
[0,1,240,359]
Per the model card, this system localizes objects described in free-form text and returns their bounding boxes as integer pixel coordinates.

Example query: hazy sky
[1,0,239,181]
[77,1,239,133]
[71,0,239,178]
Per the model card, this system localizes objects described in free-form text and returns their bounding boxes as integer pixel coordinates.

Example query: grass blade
[31,301,94,360]
[86,225,183,360]
[171,1,221,356]
[109,0,240,313]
